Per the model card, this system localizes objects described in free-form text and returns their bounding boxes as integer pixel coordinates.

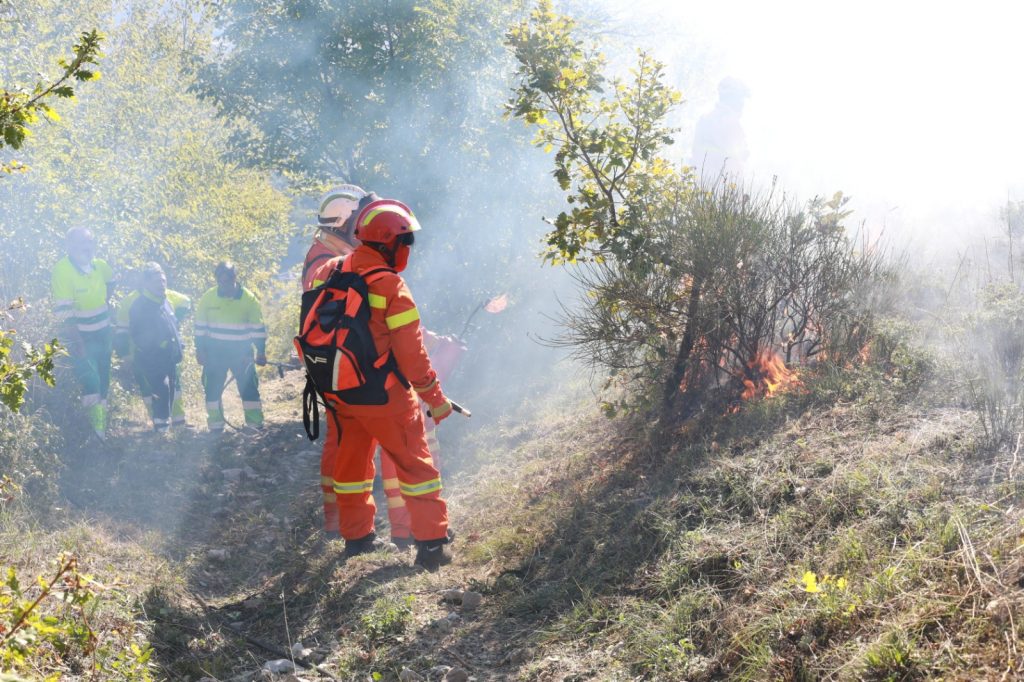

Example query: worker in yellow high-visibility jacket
[195,262,267,432]
[50,227,116,440]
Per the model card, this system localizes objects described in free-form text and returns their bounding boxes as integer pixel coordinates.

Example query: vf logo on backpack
[294,266,408,440]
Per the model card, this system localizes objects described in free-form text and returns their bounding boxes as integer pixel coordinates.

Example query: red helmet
[353,199,421,244]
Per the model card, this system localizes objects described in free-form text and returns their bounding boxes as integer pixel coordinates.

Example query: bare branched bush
[955,283,1024,451]
[557,179,895,417]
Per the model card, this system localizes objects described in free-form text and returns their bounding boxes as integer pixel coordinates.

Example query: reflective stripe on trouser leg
[357,408,447,542]
[242,401,263,427]
[379,449,411,540]
[331,413,379,540]
[206,401,224,431]
[81,393,107,435]
[202,360,228,431]
[320,417,339,534]
[171,365,186,424]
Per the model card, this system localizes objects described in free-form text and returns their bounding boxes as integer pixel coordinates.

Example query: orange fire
[739,349,803,401]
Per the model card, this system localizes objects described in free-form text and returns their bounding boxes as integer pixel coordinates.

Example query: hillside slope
[3,366,1023,681]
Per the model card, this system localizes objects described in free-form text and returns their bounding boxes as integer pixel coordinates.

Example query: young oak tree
[0,27,102,411]
[0,28,102,175]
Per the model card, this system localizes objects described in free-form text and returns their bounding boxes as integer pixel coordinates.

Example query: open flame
[739,349,802,401]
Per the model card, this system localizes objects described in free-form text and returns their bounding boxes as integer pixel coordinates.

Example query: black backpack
[294,265,407,440]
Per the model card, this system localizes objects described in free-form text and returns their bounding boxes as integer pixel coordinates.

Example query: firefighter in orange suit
[304,186,454,552]
[303,185,367,538]
[316,198,453,570]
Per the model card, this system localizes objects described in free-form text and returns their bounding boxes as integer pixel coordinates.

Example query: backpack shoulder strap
[361,266,396,284]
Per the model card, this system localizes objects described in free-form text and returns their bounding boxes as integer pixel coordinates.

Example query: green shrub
[360,595,414,643]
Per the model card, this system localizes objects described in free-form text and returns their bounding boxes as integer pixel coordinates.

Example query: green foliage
[360,595,414,643]
[0,554,153,680]
[0,326,59,413]
[201,0,528,184]
[0,28,103,174]
[862,631,922,681]
[2,557,85,677]
[0,0,292,310]
[507,0,682,264]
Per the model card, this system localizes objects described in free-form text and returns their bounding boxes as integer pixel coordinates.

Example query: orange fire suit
[302,237,338,292]
[378,330,465,539]
[305,244,446,540]
[302,235,350,535]
[303,236,440,540]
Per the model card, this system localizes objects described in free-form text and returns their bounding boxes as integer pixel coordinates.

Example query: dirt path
[56,372,538,681]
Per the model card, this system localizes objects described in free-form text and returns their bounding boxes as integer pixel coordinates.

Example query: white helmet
[317,184,367,238]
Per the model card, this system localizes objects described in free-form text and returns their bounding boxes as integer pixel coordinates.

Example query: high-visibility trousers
[201,351,263,430]
[320,413,441,540]
[378,416,441,540]
[69,328,112,435]
[326,406,448,542]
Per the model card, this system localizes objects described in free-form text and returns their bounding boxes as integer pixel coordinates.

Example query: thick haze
[596,0,1024,249]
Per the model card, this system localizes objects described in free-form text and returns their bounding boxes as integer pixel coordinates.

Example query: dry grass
[4,359,1024,681]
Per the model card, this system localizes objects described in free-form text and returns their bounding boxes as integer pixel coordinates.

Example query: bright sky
[605,0,1024,242]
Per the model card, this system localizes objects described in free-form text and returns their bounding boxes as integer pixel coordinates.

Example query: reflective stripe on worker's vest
[333,480,374,494]
[58,303,111,332]
[382,477,400,490]
[73,303,109,319]
[385,307,420,330]
[199,322,266,341]
[368,293,387,309]
[398,478,442,496]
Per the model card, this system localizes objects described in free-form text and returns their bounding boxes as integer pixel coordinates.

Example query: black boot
[344,532,393,558]
[414,534,453,572]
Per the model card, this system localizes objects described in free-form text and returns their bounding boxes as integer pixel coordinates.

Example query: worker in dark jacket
[129,262,184,433]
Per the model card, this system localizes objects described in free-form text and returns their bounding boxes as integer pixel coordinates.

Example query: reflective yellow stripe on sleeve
[414,378,438,394]
[368,293,387,309]
[386,307,420,330]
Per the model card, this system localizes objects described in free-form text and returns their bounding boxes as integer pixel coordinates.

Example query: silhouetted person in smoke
[128,262,185,434]
[691,76,751,180]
